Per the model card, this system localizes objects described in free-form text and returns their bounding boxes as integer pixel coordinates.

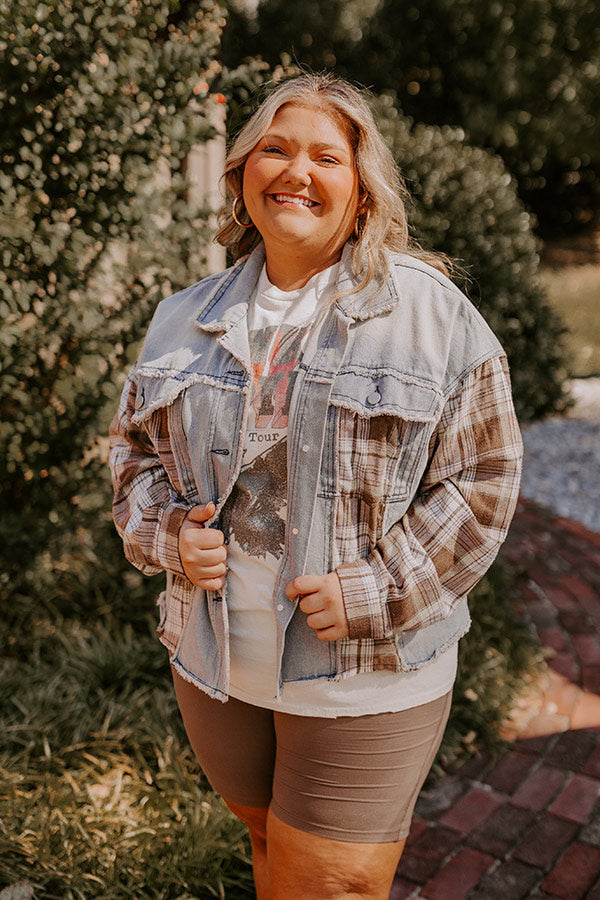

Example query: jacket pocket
[132,369,245,509]
[329,370,441,422]
[131,372,203,503]
[131,371,198,426]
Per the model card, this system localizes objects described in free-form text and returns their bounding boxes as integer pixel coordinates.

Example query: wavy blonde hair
[214,72,450,288]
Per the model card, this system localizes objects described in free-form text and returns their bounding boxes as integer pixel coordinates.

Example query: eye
[262,145,286,155]
[318,155,339,166]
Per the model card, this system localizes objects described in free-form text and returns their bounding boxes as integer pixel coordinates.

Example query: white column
[186,97,227,274]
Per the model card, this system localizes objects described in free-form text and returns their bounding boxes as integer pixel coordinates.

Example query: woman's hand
[178,502,227,590]
[285,573,349,641]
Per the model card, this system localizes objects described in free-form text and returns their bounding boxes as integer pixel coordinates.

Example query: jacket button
[292,527,299,536]
[134,388,145,410]
[366,388,381,406]
[302,445,310,453]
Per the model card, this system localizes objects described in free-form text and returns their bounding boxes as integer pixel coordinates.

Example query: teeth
[274,194,315,207]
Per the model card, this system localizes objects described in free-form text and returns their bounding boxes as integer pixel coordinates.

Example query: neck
[264,245,344,291]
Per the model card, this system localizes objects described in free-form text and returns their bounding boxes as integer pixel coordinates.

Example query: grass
[0,617,255,900]
[0,517,542,898]
[540,264,600,378]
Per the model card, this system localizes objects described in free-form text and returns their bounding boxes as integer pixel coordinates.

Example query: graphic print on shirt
[221,323,310,559]
[221,439,287,558]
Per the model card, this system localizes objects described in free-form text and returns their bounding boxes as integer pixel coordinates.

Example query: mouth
[270,193,319,209]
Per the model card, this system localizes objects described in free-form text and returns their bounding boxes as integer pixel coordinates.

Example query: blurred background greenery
[225,0,600,237]
[1,0,598,896]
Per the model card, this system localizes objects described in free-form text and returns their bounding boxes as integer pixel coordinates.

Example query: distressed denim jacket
[109,243,523,700]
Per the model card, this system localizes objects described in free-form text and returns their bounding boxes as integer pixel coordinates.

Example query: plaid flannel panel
[336,354,523,643]
[109,377,193,578]
[155,576,197,656]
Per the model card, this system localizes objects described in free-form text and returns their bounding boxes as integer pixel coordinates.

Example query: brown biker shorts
[172,670,452,843]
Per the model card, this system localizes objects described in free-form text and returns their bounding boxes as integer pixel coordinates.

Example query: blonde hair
[214,72,451,288]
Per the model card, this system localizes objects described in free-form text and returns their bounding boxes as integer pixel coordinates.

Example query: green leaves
[0,16,215,757]
[374,98,571,421]
[227,0,600,235]
[1,619,255,897]
[0,1,236,613]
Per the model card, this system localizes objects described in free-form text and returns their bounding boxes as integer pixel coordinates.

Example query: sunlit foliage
[374,96,570,421]
[0,0,262,611]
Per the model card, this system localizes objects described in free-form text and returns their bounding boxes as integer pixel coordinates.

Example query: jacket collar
[194,241,399,330]
[194,244,266,332]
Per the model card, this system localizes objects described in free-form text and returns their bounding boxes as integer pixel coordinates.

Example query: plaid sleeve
[108,376,192,576]
[336,354,523,640]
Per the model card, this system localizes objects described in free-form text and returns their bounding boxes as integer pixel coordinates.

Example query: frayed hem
[170,657,228,702]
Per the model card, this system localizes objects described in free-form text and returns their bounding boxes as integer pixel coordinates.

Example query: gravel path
[519,378,600,533]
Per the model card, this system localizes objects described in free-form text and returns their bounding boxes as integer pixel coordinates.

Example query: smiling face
[242,103,360,288]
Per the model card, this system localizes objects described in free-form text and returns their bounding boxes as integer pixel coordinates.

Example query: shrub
[0,9,271,884]
[373,96,571,421]
[441,558,545,768]
[226,0,600,236]
[0,0,266,620]
[355,0,600,236]
[221,0,375,73]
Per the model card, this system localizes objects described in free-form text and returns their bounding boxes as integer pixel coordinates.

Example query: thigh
[172,669,276,807]
[270,691,452,842]
[267,810,405,900]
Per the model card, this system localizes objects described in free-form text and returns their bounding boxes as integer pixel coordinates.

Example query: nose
[282,151,311,186]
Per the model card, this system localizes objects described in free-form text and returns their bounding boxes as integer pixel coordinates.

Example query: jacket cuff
[336,558,393,640]
[155,503,191,576]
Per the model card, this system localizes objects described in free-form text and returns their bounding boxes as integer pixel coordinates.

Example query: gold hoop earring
[232,195,253,229]
[354,207,370,239]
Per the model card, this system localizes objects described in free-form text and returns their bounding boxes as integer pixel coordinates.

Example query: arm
[108,375,193,576]
[335,354,523,640]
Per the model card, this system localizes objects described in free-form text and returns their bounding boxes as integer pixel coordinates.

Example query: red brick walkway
[391,498,600,900]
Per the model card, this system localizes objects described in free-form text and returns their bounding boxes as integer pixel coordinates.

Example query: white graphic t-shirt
[223,262,334,700]
[224,262,457,715]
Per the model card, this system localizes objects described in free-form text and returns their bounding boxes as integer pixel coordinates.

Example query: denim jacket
[109,243,523,700]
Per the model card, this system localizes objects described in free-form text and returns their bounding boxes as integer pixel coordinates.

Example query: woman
[109,73,523,899]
